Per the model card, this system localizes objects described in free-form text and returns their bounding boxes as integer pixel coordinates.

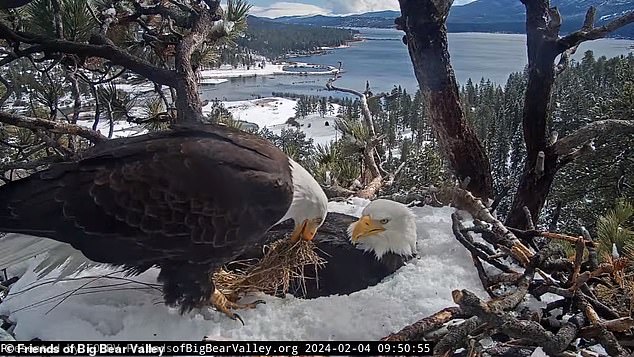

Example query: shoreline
[197,61,339,82]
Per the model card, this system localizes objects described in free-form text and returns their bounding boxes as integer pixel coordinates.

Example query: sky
[249,0,477,18]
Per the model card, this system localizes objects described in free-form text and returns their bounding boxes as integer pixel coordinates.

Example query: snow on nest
[0,199,485,341]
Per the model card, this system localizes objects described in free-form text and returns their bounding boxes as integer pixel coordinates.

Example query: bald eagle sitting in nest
[236,199,418,299]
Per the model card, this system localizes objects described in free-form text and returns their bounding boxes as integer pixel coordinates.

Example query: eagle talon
[232,313,244,325]
[210,289,262,323]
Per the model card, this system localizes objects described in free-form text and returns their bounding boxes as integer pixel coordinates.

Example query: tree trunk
[397,0,494,200]
[505,1,560,229]
[174,8,219,122]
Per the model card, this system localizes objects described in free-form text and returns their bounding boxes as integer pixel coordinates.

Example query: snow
[270,115,340,147]
[199,63,288,79]
[530,347,548,357]
[207,96,342,145]
[209,97,297,128]
[75,119,147,139]
[198,62,337,80]
[0,201,485,341]
[114,83,155,93]
[199,78,229,85]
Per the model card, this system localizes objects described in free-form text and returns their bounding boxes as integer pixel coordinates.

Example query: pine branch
[0,112,106,143]
[0,23,177,87]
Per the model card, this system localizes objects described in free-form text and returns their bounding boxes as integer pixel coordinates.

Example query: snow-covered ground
[269,115,339,147]
[204,96,341,146]
[214,97,297,128]
[198,62,337,80]
[0,200,485,341]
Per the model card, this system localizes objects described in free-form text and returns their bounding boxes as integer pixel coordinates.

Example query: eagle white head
[348,199,417,259]
[279,158,329,242]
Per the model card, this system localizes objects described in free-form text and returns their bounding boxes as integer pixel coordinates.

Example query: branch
[0,23,177,87]
[552,119,634,156]
[558,11,634,53]
[453,289,587,355]
[0,112,106,143]
[326,79,376,137]
[452,188,534,266]
[381,307,462,341]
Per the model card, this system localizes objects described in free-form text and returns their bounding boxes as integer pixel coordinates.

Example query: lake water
[201,28,634,101]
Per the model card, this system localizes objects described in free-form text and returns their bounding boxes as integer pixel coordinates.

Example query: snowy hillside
[0,200,485,341]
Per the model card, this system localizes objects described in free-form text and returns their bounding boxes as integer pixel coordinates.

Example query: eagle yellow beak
[290,219,319,242]
[351,215,386,242]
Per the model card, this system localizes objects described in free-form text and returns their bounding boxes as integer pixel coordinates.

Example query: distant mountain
[271,0,634,38]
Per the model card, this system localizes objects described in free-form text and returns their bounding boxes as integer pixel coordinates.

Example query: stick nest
[213,239,326,300]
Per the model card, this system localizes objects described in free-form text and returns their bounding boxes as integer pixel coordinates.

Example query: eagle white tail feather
[0,234,103,280]
[33,243,105,280]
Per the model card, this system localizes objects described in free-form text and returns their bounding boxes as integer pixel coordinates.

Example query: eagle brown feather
[0,124,294,311]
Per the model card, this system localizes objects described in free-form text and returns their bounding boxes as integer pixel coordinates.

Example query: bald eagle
[0,123,328,319]
[238,199,418,299]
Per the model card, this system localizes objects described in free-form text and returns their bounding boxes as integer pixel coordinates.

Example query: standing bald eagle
[0,123,328,319]
[238,199,418,299]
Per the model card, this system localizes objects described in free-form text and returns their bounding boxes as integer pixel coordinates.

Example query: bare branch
[558,11,634,53]
[0,112,106,143]
[552,119,634,156]
[535,151,545,177]
[326,79,376,136]
[583,6,597,30]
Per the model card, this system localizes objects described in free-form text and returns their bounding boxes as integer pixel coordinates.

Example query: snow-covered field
[0,200,485,341]
[198,62,337,80]
[214,97,297,128]
[205,96,340,145]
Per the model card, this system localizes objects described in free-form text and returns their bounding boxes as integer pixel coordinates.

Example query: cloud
[325,0,477,14]
[250,2,331,18]
[325,0,399,14]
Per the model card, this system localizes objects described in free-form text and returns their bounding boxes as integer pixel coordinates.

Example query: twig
[581,226,599,270]
[452,188,533,266]
[578,296,629,357]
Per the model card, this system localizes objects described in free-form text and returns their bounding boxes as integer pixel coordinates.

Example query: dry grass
[213,239,326,301]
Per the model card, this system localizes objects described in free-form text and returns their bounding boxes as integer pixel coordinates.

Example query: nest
[595,269,634,317]
[213,239,326,301]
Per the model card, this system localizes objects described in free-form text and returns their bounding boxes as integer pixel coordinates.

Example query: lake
[201,28,634,101]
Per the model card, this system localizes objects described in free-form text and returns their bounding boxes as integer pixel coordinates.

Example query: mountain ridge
[270,0,634,38]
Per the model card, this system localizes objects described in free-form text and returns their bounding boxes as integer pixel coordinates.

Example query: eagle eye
[379,218,390,224]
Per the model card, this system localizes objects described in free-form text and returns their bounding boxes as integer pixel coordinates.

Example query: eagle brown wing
[0,124,294,267]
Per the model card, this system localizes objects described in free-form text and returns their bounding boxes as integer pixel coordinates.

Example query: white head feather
[348,199,417,259]
[277,158,328,233]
